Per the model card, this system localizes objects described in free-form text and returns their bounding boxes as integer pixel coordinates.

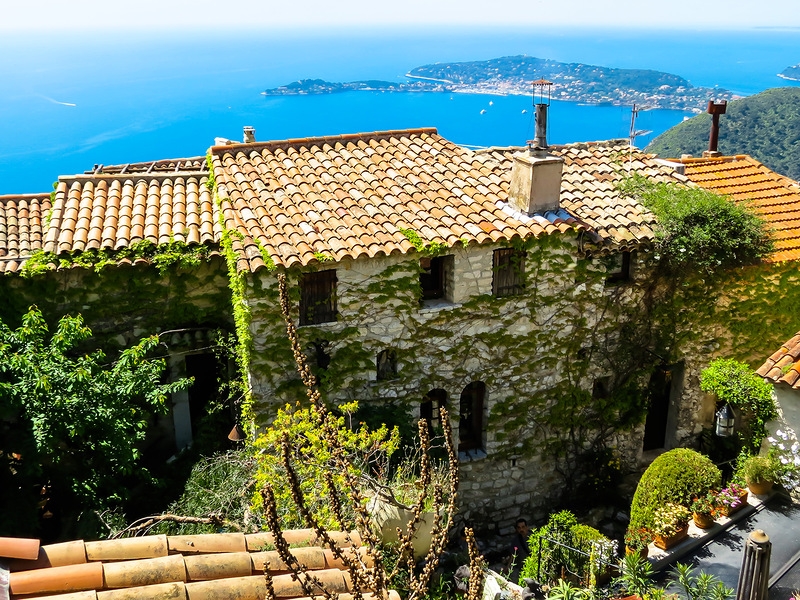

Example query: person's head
[515,518,529,536]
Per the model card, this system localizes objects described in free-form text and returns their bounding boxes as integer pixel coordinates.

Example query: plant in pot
[740,454,779,495]
[715,483,748,517]
[624,527,651,558]
[690,493,716,529]
[652,503,691,550]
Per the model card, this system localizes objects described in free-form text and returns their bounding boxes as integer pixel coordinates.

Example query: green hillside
[646,87,800,180]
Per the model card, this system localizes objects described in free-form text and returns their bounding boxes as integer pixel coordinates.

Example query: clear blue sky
[4,0,800,31]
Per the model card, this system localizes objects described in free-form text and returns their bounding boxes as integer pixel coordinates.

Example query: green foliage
[150,450,260,535]
[615,553,656,599]
[0,306,189,536]
[700,358,776,452]
[647,87,800,180]
[400,228,448,256]
[739,453,780,485]
[628,448,721,533]
[251,401,400,530]
[546,580,589,600]
[668,563,733,600]
[619,176,773,273]
[519,510,612,587]
[205,153,216,191]
[21,240,211,277]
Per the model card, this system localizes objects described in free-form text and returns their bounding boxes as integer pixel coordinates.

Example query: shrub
[628,448,721,533]
[619,176,773,274]
[519,510,616,586]
[700,358,776,452]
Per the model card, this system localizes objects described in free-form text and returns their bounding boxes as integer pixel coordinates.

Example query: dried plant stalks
[268,273,464,600]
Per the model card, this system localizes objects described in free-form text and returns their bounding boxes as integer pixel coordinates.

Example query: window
[308,339,331,370]
[420,389,448,435]
[605,251,632,285]
[376,349,398,381]
[492,248,525,297]
[299,270,337,325]
[592,376,611,399]
[420,255,454,302]
[458,381,486,452]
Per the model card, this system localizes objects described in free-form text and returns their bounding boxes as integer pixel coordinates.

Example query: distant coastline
[264,55,737,112]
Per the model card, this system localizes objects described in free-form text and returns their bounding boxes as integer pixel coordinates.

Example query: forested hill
[646,87,800,181]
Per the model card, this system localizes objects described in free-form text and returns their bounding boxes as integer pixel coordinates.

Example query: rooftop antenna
[531,79,553,151]
[629,103,653,147]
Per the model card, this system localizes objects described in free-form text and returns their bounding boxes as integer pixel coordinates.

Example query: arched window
[421,389,448,435]
[459,381,486,452]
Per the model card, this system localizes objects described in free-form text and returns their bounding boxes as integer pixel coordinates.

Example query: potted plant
[740,454,778,495]
[624,527,651,559]
[691,493,716,529]
[715,483,748,517]
[652,503,691,550]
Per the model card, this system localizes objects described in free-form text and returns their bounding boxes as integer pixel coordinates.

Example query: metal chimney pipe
[707,100,727,154]
[533,104,548,150]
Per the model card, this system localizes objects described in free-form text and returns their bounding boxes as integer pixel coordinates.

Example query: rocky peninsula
[263,55,735,112]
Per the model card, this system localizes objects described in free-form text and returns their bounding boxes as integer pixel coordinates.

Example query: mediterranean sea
[0,26,798,194]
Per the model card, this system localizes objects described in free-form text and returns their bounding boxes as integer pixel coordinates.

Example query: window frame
[299,269,338,326]
[492,248,526,298]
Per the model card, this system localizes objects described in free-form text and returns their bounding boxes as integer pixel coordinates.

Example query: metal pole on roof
[736,530,771,600]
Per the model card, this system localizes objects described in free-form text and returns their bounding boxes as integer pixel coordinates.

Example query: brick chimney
[243,126,256,143]
[509,79,563,214]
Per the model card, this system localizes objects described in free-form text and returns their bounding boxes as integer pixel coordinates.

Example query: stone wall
[243,236,705,533]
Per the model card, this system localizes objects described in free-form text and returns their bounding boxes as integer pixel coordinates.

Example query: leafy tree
[0,306,189,537]
[620,176,773,274]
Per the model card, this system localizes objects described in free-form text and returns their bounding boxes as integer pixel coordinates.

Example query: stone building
[3,127,798,533]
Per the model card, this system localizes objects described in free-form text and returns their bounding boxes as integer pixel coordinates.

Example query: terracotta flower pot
[625,546,648,560]
[747,479,774,495]
[718,490,749,517]
[653,524,689,550]
[693,512,715,529]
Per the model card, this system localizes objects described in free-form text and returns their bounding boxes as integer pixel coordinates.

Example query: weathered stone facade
[243,233,713,533]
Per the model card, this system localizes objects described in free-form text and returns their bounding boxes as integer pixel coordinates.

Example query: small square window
[376,349,398,381]
[592,376,611,399]
[605,251,632,285]
[299,270,337,326]
[419,255,454,303]
[492,248,525,297]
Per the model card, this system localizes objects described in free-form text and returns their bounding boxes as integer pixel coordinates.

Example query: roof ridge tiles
[211,128,440,156]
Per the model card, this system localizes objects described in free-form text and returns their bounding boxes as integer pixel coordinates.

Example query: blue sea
[1,26,798,194]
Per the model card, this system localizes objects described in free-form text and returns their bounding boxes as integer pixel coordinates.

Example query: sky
[3,0,800,31]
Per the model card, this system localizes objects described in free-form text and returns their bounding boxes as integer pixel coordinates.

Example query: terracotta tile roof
[43,168,220,256]
[83,156,209,176]
[1,530,397,600]
[757,331,800,388]
[676,155,800,263]
[477,141,687,251]
[0,193,52,274]
[212,129,685,271]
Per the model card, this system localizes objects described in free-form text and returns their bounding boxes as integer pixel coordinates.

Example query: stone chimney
[243,126,256,143]
[509,149,564,215]
[703,100,727,157]
[509,79,563,214]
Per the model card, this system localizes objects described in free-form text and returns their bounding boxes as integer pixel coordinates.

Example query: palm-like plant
[669,563,733,600]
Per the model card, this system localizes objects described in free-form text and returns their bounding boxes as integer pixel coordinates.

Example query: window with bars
[492,248,525,297]
[299,270,337,326]
[458,381,486,452]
